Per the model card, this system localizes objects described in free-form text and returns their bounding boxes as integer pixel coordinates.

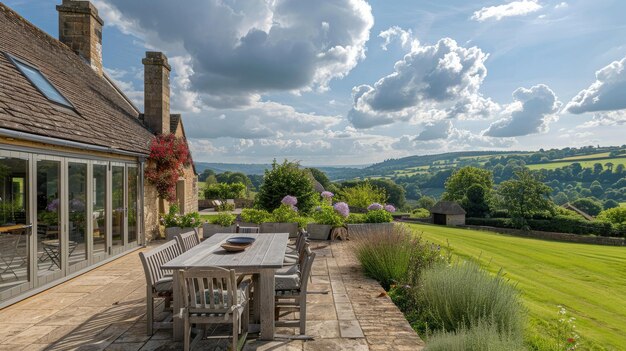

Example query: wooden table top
[0,224,28,233]
[162,233,289,270]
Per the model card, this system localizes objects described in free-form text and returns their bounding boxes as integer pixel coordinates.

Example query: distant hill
[195,162,365,179]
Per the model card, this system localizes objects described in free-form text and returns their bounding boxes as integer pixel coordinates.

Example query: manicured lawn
[406,223,626,350]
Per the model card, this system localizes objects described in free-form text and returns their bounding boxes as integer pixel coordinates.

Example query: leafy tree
[603,199,620,210]
[443,167,493,202]
[593,163,604,175]
[368,178,406,208]
[590,180,604,198]
[306,168,331,190]
[256,160,317,213]
[204,182,246,200]
[616,164,625,174]
[462,184,491,217]
[605,162,614,171]
[571,198,603,216]
[248,174,264,190]
[337,181,387,209]
[497,169,554,224]
[405,183,422,200]
[597,207,626,224]
[198,169,215,182]
[552,192,569,206]
[416,196,436,210]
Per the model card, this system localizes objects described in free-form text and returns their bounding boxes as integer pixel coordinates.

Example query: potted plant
[261,196,300,237]
[202,212,237,238]
[161,204,201,240]
[308,202,349,240]
[347,203,395,235]
[240,208,272,228]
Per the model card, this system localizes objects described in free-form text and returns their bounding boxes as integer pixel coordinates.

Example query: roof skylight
[6,54,73,108]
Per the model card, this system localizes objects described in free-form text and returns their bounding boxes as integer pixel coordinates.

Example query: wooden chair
[139,240,182,335]
[236,225,260,234]
[177,267,250,351]
[175,230,201,252]
[274,246,316,334]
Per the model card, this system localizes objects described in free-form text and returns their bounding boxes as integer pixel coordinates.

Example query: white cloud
[415,120,453,140]
[348,37,494,128]
[484,84,561,137]
[98,0,374,108]
[392,126,516,152]
[471,0,543,22]
[103,67,143,108]
[565,56,626,114]
[579,110,626,128]
[555,2,568,9]
[379,26,419,51]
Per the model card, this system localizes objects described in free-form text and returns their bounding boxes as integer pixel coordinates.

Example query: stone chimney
[56,0,104,76]
[142,52,171,135]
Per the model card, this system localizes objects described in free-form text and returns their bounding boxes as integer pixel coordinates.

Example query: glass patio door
[91,162,108,263]
[67,160,88,274]
[110,164,125,255]
[0,153,31,300]
[127,165,139,248]
[35,157,63,284]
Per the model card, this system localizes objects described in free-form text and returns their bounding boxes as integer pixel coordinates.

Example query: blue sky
[7,0,626,165]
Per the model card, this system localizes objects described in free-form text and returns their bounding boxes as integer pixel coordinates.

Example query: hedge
[466,216,626,238]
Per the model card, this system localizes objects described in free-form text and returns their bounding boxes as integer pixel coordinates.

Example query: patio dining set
[139,226,316,351]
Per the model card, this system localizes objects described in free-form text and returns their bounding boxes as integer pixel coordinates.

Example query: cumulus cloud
[565,56,626,115]
[392,126,515,152]
[471,0,543,22]
[182,101,341,139]
[349,37,493,128]
[579,110,626,128]
[415,120,453,140]
[98,0,374,108]
[484,84,561,137]
[379,26,419,51]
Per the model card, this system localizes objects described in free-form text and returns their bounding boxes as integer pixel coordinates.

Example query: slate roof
[0,3,154,155]
[430,201,467,215]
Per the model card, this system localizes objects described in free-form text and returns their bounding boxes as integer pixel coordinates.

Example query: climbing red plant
[145,134,192,201]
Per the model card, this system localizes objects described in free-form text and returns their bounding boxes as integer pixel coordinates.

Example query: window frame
[4,52,76,110]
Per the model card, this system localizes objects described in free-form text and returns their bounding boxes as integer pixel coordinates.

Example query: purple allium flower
[333,202,350,218]
[291,205,298,212]
[384,204,396,213]
[281,195,298,206]
[69,198,85,212]
[321,191,334,198]
[367,203,383,211]
[46,198,60,212]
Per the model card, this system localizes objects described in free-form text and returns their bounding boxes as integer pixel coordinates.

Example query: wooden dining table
[161,232,290,341]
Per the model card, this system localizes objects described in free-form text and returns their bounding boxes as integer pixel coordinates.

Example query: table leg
[259,268,275,340]
[252,274,260,324]
[172,269,183,341]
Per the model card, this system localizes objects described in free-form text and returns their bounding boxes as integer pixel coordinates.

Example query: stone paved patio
[0,240,424,350]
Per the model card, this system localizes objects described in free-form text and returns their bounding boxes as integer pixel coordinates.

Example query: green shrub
[597,207,626,225]
[345,213,366,224]
[256,160,317,213]
[425,319,525,351]
[204,182,246,200]
[351,225,441,290]
[215,202,235,211]
[295,216,314,229]
[364,209,394,223]
[411,208,430,219]
[337,181,387,209]
[209,212,236,226]
[467,216,626,237]
[240,208,272,224]
[271,204,298,223]
[420,262,524,336]
[312,204,344,226]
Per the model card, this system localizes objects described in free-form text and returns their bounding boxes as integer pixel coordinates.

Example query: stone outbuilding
[430,201,466,226]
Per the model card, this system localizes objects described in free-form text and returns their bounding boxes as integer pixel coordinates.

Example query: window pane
[37,160,61,276]
[14,60,72,107]
[92,164,107,256]
[68,162,87,266]
[0,156,30,292]
[111,166,124,247]
[127,167,138,243]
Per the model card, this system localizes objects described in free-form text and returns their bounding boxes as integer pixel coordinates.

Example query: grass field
[526,157,626,170]
[555,152,611,161]
[406,223,626,350]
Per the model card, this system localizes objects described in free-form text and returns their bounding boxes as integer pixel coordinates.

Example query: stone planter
[202,223,236,239]
[165,227,197,241]
[347,222,394,236]
[261,222,299,238]
[307,223,332,240]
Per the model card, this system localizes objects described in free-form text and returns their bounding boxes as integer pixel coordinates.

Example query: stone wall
[446,214,466,226]
[143,181,161,242]
[57,0,104,76]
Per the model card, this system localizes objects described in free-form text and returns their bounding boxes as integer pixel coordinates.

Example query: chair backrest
[178,267,239,314]
[175,230,200,252]
[299,247,316,293]
[236,225,260,234]
[139,240,182,289]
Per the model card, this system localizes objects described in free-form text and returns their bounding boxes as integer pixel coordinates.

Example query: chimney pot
[56,0,104,76]
[142,51,171,135]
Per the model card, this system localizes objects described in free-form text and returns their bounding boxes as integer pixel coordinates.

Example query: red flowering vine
[145,134,192,201]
